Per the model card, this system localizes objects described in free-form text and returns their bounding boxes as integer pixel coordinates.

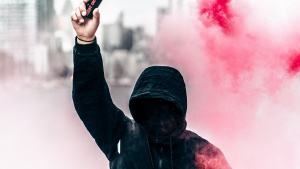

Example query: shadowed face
[133,99,183,137]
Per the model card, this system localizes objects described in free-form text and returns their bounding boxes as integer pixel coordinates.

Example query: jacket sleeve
[196,143,232,169]
[72,38,126,161]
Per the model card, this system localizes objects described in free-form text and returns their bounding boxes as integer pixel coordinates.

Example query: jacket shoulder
[181,130,232,168]
[181,130,208,144]
[122,117,143,138]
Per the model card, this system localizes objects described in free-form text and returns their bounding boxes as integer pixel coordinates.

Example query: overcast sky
[54,0,170,35]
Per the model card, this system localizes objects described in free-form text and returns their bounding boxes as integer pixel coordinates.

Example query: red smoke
[199,0,233,32]
[153,0,300,168]
[289,53,300,74]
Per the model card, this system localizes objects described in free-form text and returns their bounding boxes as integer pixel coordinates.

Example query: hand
[70,0,100,42]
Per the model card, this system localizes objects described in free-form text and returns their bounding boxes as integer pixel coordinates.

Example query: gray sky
[55,0,170,35]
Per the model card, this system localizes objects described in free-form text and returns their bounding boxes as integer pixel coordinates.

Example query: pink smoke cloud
[152,0,300,168]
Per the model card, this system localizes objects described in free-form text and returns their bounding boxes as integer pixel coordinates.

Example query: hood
[129,66,187,140]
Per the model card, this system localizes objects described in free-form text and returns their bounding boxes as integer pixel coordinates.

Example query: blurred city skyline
[0,0,193,87]
[55,0,195,35]
[0,2,197,168]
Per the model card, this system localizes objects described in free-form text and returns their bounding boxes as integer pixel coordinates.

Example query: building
[0,0,59,82]
[36,0,56,42]
[0,0,38,81]
[0,0,37,61]
[102,13,125,52]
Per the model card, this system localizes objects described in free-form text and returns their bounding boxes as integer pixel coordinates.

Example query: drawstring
[146,136,174,169]
[170,137,174,169]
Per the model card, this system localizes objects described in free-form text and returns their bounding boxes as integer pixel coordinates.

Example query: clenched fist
[71,0,100,44]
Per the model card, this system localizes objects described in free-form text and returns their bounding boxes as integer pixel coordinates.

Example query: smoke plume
[152,0,300,168]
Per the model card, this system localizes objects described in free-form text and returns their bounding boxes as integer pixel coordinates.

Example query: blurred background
[0,0,189,168]
[0,0,172,87]
[2,0,300,169]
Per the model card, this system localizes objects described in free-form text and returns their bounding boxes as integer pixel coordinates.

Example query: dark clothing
[72,39,231,169]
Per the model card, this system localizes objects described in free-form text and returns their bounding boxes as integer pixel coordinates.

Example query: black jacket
[72,39,231,169]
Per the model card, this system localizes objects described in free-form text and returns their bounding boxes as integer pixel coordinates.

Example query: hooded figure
[72,39,232,169]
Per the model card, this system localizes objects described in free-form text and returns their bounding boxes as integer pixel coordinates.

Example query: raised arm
[71,1,126,161]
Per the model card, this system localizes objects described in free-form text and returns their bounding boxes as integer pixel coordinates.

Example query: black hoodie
[72,39,231,169]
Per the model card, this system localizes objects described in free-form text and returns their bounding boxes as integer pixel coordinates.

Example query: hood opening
[130,98,184,137]
[129,66,188,138]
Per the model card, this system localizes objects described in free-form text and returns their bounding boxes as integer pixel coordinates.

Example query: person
[71,1,232,168]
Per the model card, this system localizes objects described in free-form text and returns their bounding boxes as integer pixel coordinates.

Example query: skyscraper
[0,0,58,80]
[0,0,37,61]
[36,0,56,42]
[0,0,38,80]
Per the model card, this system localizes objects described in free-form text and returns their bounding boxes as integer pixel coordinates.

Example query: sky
[54,0,197,35]
[54,0,170,35]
